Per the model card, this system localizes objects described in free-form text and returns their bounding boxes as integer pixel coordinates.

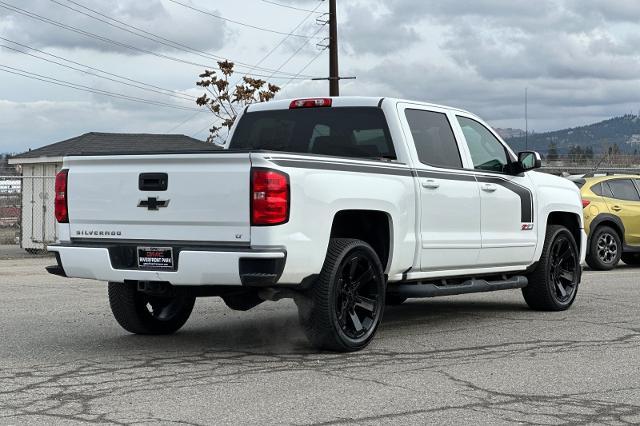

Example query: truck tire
[522,225,580,311]
[621,253,640,266]
[108,282,195,334]
[585,225,621,271]
[222,291,264,311]
[297,238,386,352]
[385,294,407,306]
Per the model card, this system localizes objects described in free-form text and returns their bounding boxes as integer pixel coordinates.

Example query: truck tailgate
[65,153,251,243]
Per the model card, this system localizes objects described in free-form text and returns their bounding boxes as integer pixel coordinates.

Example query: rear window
[229,107,396,160]
[405,109,462,169]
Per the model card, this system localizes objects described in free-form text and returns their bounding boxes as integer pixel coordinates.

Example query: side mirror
[518,151,541,171]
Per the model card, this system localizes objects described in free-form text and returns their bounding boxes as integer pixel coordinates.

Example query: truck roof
[246,96,475,117]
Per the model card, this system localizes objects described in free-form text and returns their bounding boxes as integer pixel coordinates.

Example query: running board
[390,275,528,298]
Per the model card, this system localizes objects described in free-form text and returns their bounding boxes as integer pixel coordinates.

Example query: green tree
[568,145,584,164]
[547,141,559,161]
[584,146,594,161]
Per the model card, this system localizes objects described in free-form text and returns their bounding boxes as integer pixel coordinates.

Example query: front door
[455,115,537,267]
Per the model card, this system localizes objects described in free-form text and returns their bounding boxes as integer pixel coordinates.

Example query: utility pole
[329,0,339,96]
[525,87,528,150]
[312,0,355,94]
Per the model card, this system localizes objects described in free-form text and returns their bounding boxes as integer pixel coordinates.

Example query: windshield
[229,107,396,160]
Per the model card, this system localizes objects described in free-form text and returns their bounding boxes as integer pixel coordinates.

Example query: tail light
[55,169,69,223]
[582,199,591,209]
[289,98,332,109]
[251,168,289,225]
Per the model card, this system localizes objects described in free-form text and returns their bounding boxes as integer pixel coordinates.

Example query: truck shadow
[97,298,531,355]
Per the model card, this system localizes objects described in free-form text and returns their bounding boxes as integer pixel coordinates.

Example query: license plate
[137,246,174,270]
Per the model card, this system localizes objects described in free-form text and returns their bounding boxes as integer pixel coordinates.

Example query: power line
[0,42,195,102]
[48,0,312,78]
[0,1,313,80]
[0,36,195,101]
[166,0,314,39]
[246,0,324,78]
[199,0,325,135]
[192,49,328,138]
[267,24,326,81]
[165,110,201,133]
[0,64,205,112]
[192,121,215,138]
[280,48,326,91]
[230,1,324,88]
[260,0,323,14]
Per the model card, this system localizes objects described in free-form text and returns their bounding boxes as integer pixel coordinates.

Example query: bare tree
[196,60,280,142]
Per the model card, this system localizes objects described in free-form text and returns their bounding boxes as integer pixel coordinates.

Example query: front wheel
[523,225,580,311]
[297,238,385,352]
[108,282,195,334]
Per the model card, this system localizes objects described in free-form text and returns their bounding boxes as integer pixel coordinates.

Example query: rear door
[603,179,640,246]
[398,104,482,271]
[65,153,252,243]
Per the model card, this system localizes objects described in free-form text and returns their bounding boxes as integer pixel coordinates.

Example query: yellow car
[573,174,640,270]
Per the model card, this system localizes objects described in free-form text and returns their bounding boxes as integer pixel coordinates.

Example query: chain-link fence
[0,176,57,251]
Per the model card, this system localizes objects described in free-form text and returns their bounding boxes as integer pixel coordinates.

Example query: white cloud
[2,0,640,152]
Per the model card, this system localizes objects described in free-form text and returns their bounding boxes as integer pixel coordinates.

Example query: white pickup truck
[48,97,586,351]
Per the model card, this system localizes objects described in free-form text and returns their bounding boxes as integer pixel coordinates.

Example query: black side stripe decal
[416,170,476,182]
[269,158,533,222]
[476,176,534,223]
[418,170,533,222]
[270,159,414,177]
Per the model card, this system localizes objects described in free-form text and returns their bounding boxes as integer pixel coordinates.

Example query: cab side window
[405,109,463,169]
[607,179,640,201]
[457,116,510,173]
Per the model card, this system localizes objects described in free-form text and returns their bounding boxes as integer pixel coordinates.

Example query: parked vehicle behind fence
[47,97,586,351]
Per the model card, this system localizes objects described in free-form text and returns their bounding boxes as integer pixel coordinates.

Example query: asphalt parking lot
[1,256,639,425]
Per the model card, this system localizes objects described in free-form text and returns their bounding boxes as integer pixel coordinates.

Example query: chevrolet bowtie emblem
[138,197,170,210]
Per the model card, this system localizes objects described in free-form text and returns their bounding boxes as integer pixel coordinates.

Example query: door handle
[481,183,497,192]
[611,205,622,212]
[422,179,440,189]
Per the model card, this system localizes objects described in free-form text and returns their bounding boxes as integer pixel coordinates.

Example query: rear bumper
[47,243,286,286]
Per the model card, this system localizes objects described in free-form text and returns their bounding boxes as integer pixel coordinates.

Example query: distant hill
[504,114,640,155]
[494,128,526,140]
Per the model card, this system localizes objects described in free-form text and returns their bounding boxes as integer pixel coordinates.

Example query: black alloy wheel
[548,233,580,304]
[334,252,381,340]
[523,225,580,311]
[297,238,386,352]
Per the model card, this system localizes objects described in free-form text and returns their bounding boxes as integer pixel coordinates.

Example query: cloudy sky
[1,0,640,153]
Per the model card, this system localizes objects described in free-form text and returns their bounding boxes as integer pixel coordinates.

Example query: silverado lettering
[75,230,122,236]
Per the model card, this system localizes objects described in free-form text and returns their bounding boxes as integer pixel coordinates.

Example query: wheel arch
[588,214,625,248]
[546,211,583,250]
[330,209,393,272]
